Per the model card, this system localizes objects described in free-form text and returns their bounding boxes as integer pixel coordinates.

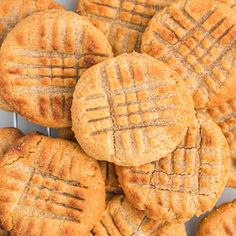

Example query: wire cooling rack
[0,0,235,235]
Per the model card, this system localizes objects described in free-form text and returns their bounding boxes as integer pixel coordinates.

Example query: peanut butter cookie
[0,134,105,235]
[0,0,63,112]
[72,53,195,166]
[117,113,230,222]
[197,199,236,236]
[0,10,113,127]
[141,0,236,109]
[89,195,186,236]
[77,0,175,56]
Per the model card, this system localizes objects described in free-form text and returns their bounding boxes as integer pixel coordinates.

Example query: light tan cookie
[197,199,236,236]
[0,10,113,128]
[0,127,23,158]
[0,134,105,235]
[141,0,236,109]
[0,0,63,112]
[208,96,236,187]
[77,0,175,56]
[100,161,121,194]
[89,195,186,236]
[117,113,230,222]
[72,53,195,166]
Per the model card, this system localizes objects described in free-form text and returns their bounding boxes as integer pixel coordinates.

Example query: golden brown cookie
[0,127,23,158]
[197,199,236,236]
[208,96,236,187]
[72,53,195,166]
[0,134,105,235]
[141,0,236,109]
[77,0,175,56]
[100,161,121,194]
[117,113,230,222]
[0,0,63,112]
[0,10,113,128]
[89,195,186,236]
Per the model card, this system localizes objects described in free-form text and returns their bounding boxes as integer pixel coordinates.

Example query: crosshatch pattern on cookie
[72,53,194,166]
[197,200,236,236]
[208,96,236,187]
[89,195,186,236]
[0,10,113,127]
[78,0,175,55]
[0,135,105,235]
[116,116,230,222]
[0,0,63,112]
[141,0,236,108]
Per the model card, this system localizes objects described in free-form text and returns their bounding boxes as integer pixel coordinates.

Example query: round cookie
[208,95,236,187]
[141,0,236,109]
[0,127,23,158]
[116,113,230,222]
[0,134,105,235]
[89,195,186,236]
[0,0,63,112]
[72,53,195,166]
[0,10,113,128]
[197,199,236,236]
[77,0,175,56]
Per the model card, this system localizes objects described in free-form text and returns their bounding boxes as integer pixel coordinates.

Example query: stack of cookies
[0,0,235,235]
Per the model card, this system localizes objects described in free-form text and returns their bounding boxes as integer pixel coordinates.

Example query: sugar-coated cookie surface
[72,53,195,166]
[0,10,113,127]
[141,0,236,109]
[117,113,230,222]
[208,95,236,188]
[197,199,236,236]
[0,127,23,159]
[77,0,175,56]
[89,195,186,236]
[0,134,105,236]
[0,0,63,112]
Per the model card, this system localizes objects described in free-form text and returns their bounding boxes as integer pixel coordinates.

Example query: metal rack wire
[12,112,51,137]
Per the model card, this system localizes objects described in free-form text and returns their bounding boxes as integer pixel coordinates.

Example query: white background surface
[0,0,235,235]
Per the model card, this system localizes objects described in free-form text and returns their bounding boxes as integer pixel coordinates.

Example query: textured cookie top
[0,134,105,236]
[77,0,175,56]
[141,0,236,109]
[197,199,236,236]
[116,113,230,222]
[208,96,236,188]
[72,53,195,166]
[0,127,23,158]
[89,195,186,236]
[0,0,63,112]
[0,10,113,127]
